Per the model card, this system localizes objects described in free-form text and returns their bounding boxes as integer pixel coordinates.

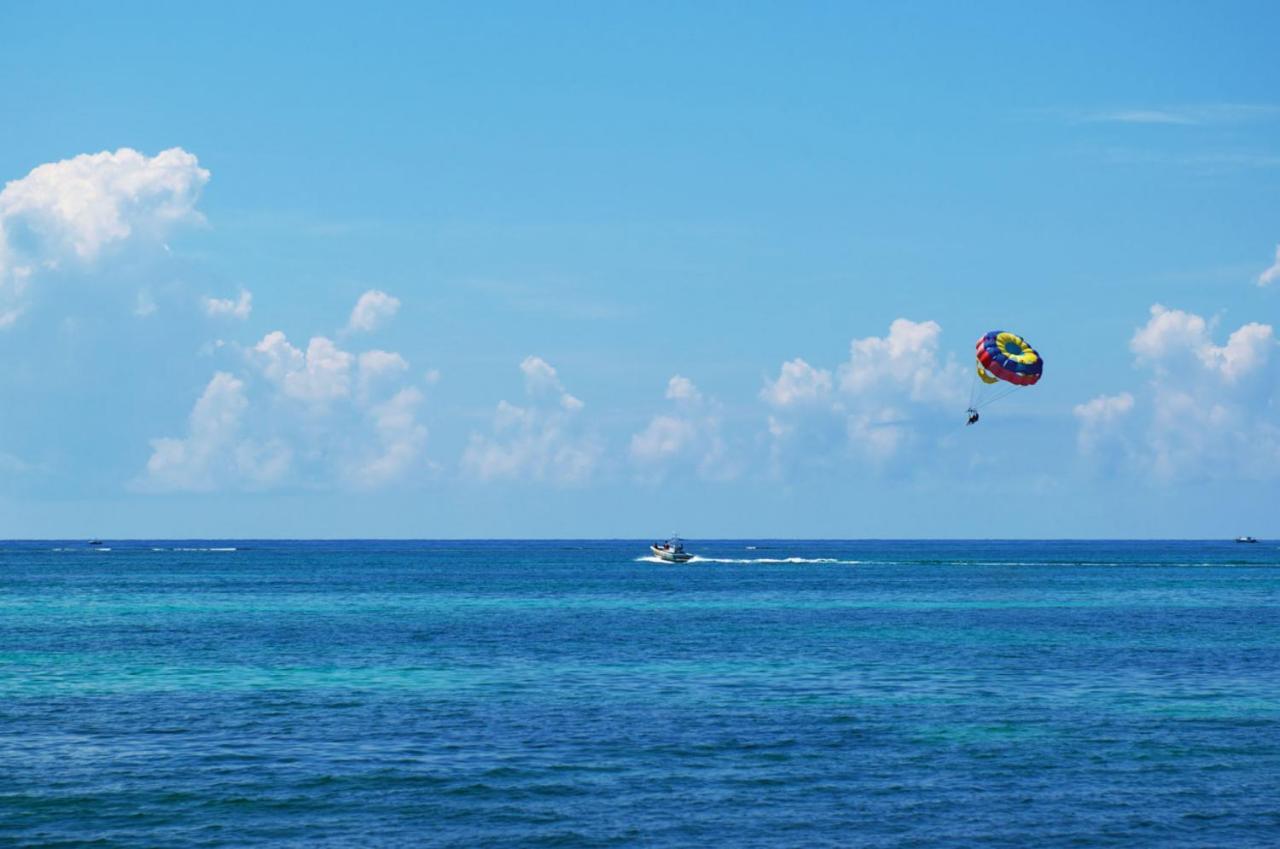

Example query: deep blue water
[2,540,1279,847]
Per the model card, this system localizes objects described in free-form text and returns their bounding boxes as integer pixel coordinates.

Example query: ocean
[2,540,1278,847]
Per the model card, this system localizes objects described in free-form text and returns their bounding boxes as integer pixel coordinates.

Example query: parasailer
[966,330,1042,423]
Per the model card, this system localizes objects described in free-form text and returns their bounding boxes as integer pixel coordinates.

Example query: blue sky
[0,2,1277,538]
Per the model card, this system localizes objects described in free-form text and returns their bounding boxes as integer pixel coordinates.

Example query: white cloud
[1078,306,1279,481]
[346,289,400,333]
[462,357,600,484]
[0,148,208,326]
[356,349,409,402]
[349,388,428,488]
[630,375,734,481]
[846,408,910,464]
[760,359,832,408]
[251,331,353,403]
[631,415,699,463]
[140,372,291,491]
[1074,392,1135,426]
[839,318,963,405]
[202,289,252,319]
[1203,323,1274,381]
[665,375,701,402]
[762,319,967,472]
[1259,245,1280,287]
[520,354,583,410]
[1130,304,1212,365]
[144,335,426,492]
[0,147,208,261]
[1073,392,1135,460]
[1131,304,1271,382]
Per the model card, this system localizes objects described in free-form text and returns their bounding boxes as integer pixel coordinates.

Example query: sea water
[2,540,1278,847]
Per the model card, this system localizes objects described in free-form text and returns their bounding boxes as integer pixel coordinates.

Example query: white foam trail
[635,555,861,565]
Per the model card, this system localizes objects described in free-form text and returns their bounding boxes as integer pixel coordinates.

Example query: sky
[0,1,1277,538]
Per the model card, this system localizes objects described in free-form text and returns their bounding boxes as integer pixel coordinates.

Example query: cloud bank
[140,294,430,492]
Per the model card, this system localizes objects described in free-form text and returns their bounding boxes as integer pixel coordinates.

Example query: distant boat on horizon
[1235,536,1259,544]
[88,539,104,546]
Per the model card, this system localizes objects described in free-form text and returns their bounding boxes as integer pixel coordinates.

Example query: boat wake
[153,547,239,552]
[636,555,861,565]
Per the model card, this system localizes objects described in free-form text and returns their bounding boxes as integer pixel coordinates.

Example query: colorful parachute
[975,330,1043,386]
[967,330,1042,417]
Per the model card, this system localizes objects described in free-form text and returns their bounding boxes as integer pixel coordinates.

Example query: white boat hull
[651,545,693,563]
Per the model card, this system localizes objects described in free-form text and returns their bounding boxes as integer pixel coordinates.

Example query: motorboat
[650,536,694,563]
[1235,536,1259,544]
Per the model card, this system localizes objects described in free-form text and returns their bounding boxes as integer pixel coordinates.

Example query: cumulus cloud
[1130,305,1214,365]
[760,359,832,408]
[346,289,400,333]
[348,388,428,488]
[520,354,583,410]
[631,415,699,463]
[357,349,409,399]
[1131,304,1271,382]
[0,147,208,261]
[1261,245,1280,287]
[1073,392,1135,463]
[762,319,966,471]
[202,289,252,319]
[1259,244,1280,286]
[462,357,600,484]
[140,297,431,491]
[630,376,733,481]
[839,318,962,404]
[665,375,701,402]
[140,372,291,491]
[1074,392,1135,427]
[1076,306,1279,481]
[0,147,209,326]
[144,335,428,491]
[251,331,353,404]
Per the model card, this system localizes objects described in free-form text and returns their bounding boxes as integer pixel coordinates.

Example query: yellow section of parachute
[994,331,1040,366]
[976,363,999,384]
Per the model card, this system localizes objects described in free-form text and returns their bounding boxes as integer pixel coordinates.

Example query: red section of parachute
[976,345,1040,386]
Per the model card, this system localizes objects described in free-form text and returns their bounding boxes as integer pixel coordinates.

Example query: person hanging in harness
[970,330,1044,422]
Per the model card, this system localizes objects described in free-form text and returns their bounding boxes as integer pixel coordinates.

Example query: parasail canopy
[975,330,1043,387]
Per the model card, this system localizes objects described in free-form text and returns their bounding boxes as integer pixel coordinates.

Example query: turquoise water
[2,540,1279,847]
